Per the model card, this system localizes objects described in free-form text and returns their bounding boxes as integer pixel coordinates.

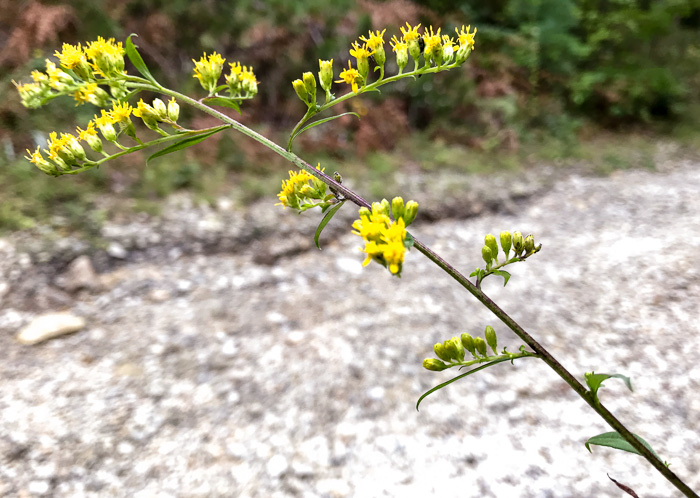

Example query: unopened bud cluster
[481,231,541,268]
[292,22,476,107]
[423,325,501,371]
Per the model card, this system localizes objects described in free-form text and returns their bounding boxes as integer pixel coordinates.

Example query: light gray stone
[16,312,86,345]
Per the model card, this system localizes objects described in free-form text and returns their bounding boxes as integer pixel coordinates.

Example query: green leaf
[203,97,241,113]
[290,112,360,144]
[585,372,633,398]
[146,128,225,165]
[314,200,345,250]
[416,358,514,411]
[491,269,511,286]
[125,34,159,86]
[404,232,415,249]
[585,432,661,461]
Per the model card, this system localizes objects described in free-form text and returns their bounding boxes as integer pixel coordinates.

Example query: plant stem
[410,240,698,498]
[144,88,697,497]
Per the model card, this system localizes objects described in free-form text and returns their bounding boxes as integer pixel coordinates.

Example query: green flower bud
[403,200,419,226]
[373,46,386,68]
[500,231,512,259]
[152,98,167,119]
[451,336,465,362]
[167,98,180,122]
[303,72,317,105]
[434,342,451,362]
[423,358,448,371]
[62,134,86,161]
[455,45,472,65]
[512,231,524,256]
[318,59,334,93]
[484,325,498,355]
[474,336,488,357]
[524,234,535,254]
[84,134,102,153]
[485,234,499,261]
[407,40,422,64]
[461,333,476,356]
[98,121,117,142]
[358,206,371,219]
[482,245,493,265]
[391,197,405,221]
[373,199,390,217]
[443,339,459,362]
[292,79,308,104]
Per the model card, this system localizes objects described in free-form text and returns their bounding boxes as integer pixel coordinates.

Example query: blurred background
[2,2,700,497]
[1,0,699,233]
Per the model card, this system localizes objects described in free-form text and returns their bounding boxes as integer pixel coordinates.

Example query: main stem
[146,85,697,497]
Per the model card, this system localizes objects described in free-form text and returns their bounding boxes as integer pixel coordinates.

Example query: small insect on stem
[330,171,345,200]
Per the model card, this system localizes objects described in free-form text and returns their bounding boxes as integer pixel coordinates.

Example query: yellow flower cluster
[276,164,329,211]
[303,22,477,100]
[14,36,128,109]
[352,197,419,276]
[24,96,181,176]
[192,53,259,99]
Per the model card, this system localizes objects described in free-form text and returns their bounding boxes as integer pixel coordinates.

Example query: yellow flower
[360,29,386,51]
[390,35,409,71]
[14,81,44,108]
[54,43,86,70]
[76,122,97,141]
[455,25,477,51]
[109,101,133,123]
[276,164,327,211]
[25,146,58,175]
[73,82,108,106]
[336,61,363,93]
[193,52,226,93]
[400,22,422,43]
[240,65,258,95]
[352,198,415,276]
[349,41,372,79]
[423,26,443,63]
[45,60,72,90]
[85,36,125,77]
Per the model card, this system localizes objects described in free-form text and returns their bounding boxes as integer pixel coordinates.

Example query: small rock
[16,313,86,345]
[55,256,98,292]
[148,289,171,303]
[266,454,288,478]
[107,242,128,259]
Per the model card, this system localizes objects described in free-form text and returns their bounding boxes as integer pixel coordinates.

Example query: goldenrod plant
[14,26,697,498]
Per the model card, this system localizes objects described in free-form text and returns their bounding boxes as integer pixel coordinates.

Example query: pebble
[16,313,86,345]
[55,255,98,292]
[266,454,289,478]
[107,242,128,259]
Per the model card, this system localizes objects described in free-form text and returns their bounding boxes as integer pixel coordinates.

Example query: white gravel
[1,159,699,497]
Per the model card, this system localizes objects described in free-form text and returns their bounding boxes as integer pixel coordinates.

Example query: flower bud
[474,336,488,357]
[423,358,448,371]
[373,199,390,217]
[500,231,512,258]
[318,59,334,92]
[524,234,535,254]
[481,245,493,265]
[455,45,472,64]
[485,234,499,261]
[402,201,419,226]
[373,46,386,68]
[512,231,524,256]
[358,206,371,219]
[292,79,308,104]
[461,333,476,357]
[152,98,167,119]
[98,121,117,142]
[391,197,405,221]
[442,339,459,362]
[484,325,498,355]
[62,133,86,161]
[303,71,317,105]
[167,98,180,122]
[450,336,465,362]
[433,342,451,362]
[84,133,102,153]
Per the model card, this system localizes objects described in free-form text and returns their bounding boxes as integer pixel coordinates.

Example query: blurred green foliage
[0,0,699,233]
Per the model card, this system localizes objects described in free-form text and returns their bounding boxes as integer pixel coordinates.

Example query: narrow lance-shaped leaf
[125,34,160,87]
[314,200,345,250]
[290,112,360,145]
[203,97,241,113]
[146,128,227,165]
[585,432,663,462]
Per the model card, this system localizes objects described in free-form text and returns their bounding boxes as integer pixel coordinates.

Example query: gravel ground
[1,156,699,497]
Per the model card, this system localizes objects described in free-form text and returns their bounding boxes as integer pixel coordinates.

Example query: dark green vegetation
[1,0,699,232]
